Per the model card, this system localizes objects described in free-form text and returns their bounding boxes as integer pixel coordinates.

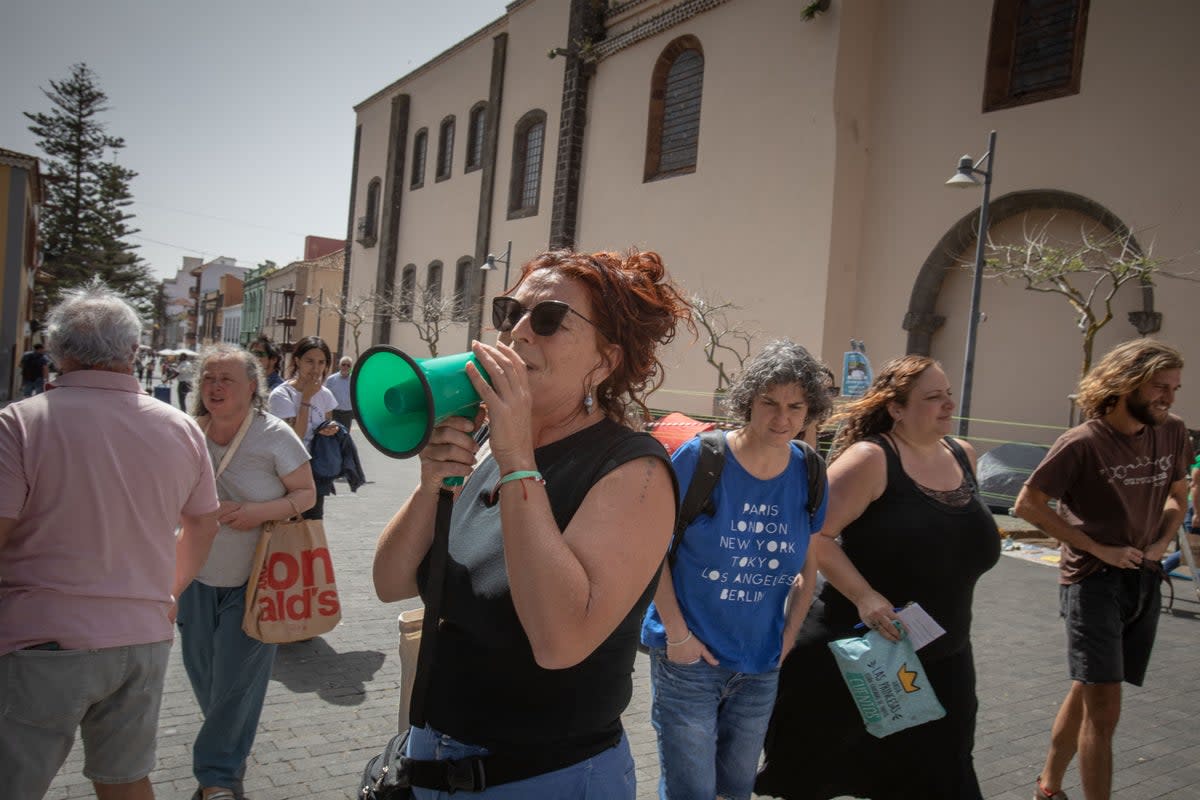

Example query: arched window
[427,261,443,302]
[508,109,547,219]
[436,116,455,181]
[644,36,704,181]
[357,177,381,247]
[466,102,487,172]
[453,257,472,320]
[411,128,428,189]
[399,264,416,320]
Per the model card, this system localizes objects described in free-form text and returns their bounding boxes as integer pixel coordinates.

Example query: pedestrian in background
[181,344,315,800]
[1016,340,1189,800]
[268,336,338,519]
[18,342,50,397]
[250,337,284,391]
[0,283,220,800]
[641,340,830,800]
[326,355,355,430]
[176,353,195,412]
[757,355,999,799]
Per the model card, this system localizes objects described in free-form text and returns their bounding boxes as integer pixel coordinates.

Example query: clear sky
[1,0,508,281]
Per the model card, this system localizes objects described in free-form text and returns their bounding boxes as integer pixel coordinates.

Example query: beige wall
[347,0,1200,437]
[578,0,845,416]
[849,0,1200,437]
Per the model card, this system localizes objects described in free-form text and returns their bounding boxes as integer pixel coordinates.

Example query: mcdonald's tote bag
[243,517,342,643]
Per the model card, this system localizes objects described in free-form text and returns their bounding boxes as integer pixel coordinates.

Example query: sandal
[1033,777,1069,800]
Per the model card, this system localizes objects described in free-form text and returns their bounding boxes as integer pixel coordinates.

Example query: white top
[198,412,310,587]
[268,382,338,447]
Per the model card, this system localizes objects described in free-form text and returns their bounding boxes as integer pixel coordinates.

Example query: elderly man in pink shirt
[0,285,220,800]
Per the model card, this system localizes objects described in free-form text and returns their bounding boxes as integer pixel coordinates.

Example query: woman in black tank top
[370,249,690,798]
[756,356,1000,800]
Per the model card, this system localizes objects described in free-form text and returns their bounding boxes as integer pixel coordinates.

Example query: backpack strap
[796,439,827,525]
[667,429,726,565]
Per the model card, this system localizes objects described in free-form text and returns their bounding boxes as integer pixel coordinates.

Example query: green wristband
[497,470,544,488]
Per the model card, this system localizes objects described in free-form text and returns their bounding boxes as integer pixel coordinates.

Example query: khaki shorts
[0,640,170,796]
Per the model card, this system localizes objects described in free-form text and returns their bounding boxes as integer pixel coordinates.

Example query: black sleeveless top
[416,417,676,764]
[816,435,1000,661]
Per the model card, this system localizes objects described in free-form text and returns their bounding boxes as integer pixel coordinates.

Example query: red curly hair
[510,249,693,423]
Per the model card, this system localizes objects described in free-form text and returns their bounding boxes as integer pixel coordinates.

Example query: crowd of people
[0,254,1192,800]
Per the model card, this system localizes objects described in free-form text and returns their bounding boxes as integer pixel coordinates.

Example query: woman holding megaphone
[372,248,691,798]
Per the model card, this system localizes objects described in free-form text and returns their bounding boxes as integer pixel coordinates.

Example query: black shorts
[1059,566,1162,686]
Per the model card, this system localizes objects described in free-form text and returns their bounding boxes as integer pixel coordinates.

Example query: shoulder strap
[795,439,827,524]
[667,429,726,565]
[199,411,256,479]
[942,435,979,493]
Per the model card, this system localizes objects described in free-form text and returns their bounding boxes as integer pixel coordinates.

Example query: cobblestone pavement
[43,423,1200,799]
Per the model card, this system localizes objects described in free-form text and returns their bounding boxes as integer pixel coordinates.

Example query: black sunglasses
[491,297,604,338]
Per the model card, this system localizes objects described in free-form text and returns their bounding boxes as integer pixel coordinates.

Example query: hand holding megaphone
[463,340,536,477]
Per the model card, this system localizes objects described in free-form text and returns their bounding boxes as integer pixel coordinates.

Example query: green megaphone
[350,346,491,466]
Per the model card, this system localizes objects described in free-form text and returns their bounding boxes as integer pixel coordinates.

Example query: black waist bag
[359,728,412,800]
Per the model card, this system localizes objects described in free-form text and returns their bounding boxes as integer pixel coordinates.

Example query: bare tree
[374,281,460,357]
[984,217,1192,375]
[311,292,377,359]
[689,293,757,392]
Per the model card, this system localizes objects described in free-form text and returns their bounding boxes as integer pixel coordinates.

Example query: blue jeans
[649,648,779,800]
[406,724,635,799]
[177,581,277,789]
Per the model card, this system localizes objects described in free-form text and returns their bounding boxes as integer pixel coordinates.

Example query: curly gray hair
[723,339,833,427]
[190,343,269,417]
[45,281,142,370]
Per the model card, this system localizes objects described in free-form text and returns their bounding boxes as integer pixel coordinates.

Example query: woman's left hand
[317,423,338,437]
[467,340,534,473]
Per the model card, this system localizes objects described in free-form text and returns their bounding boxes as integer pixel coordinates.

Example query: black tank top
[416,417,676,764]
[817,435,1000,661]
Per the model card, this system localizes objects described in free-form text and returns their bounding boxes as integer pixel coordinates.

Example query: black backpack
[666,430,827,565]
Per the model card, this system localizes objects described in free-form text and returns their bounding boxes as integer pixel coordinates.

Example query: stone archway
[902,189,1159,354]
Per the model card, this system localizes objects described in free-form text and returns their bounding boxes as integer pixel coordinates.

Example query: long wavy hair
[1075,339,1183,420]
[829,355,938,460]
[507,248,694,423]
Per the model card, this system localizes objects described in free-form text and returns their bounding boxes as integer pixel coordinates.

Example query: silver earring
[584,389,594,414]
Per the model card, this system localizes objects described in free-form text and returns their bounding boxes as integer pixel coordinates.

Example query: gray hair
[723,339,834,427]
[190,343,268,417]
[45,282,142,370]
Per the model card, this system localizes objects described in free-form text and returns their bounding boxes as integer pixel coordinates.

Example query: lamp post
[304,287,325,338]
[275,288,298,352]
[480,240,513,294]
[945,130,997,438]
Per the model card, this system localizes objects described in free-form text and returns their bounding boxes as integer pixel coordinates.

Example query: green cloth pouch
[828,623,946,738]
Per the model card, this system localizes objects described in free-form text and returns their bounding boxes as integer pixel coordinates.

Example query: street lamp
[945,129,997,438]
[303,287,325,338]
[480,240,513,292]
[275,288,298,352]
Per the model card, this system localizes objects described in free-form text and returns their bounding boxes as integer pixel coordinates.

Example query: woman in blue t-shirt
[641,340,831,800]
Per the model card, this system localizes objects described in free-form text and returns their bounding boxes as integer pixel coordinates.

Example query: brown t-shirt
[1026,415,1192,584]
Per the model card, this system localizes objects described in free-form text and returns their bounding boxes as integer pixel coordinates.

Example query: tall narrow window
[453,257,471,321]
[983,0,1089,112]
[466,102,487,172]
[427,261,443,302]
[411,128,428,189]
[508,109,547,219]
[436,116,455,181]
[399,264,416,320]
[645,36,704,182]
[357,177,381,247]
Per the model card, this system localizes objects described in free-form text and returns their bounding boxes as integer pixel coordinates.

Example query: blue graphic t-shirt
[641,432,827,673]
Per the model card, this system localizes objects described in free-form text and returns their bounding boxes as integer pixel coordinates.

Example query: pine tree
[24,63,153,314]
